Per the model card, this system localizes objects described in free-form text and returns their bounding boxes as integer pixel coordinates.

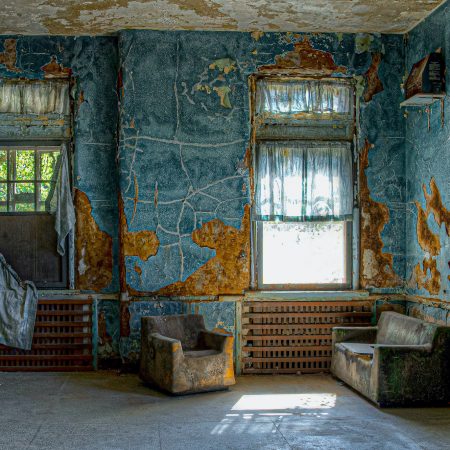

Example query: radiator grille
[242,300,372,374]
[0,298,94,371]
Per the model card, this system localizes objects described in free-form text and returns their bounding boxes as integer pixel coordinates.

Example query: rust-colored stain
[411,178,450,296]
[168,0,228,19]
[120,300,131,337]
[415,201,440,256]
[157,204,251,296]
[413,257,441,296]
[119,195,160,262]
[75,189,113,292]
[98,311,112,345]
[41,56,72,78]
[243,147,254,203]
[77,90,85,111]
[258,37,347,75]
[359,140,401,288]
[363,53,384,102]
[0,39,20,72]
[423,178,450,236]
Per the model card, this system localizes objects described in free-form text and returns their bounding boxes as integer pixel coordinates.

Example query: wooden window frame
[249,75,357,291]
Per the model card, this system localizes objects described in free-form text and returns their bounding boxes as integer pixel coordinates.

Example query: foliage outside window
[0,146,61,212]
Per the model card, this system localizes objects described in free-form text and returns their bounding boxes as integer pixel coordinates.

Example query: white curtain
[255,141,353,221]
[256,79,353,118]
[0,80,69,115]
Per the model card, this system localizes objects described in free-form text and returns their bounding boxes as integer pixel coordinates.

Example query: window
[0,145,61,212]
[252,77,355,290]
[0,79,72,288]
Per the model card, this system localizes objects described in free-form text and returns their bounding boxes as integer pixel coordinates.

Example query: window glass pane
[260,221,347,285]
[0,182,6,204]
[37,182,54,211]
[39,151,59,181]
[11,182,34,211]
[15,150,35,180]
[0,150,7,181]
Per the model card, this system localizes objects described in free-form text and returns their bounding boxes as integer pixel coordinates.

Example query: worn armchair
[140,314,235,394]
[331,311,450,406]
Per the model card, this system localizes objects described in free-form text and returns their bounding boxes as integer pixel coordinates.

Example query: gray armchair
[331,311,450,406]
[139,314,235,394]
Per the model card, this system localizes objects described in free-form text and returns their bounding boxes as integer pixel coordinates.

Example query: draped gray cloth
[256,79,353,118]
[51,142,75,256]
[0,253,38,350]
[255,141,353,222]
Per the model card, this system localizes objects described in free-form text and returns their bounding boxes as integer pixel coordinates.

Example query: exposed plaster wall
[0,36,120,293]
[405,0,450,305]
[118,30,406,300]
[0,30,410,365]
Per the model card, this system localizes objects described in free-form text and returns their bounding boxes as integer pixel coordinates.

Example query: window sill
[244,290,369,300]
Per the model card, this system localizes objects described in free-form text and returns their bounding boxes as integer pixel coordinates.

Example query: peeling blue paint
[0,36,119,293]
[405,0,450,306]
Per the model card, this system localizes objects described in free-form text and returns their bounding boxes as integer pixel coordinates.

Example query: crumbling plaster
[405,0,450,304]
[0,36,120,293]
[0,0,445,35]
[4,14,450,363]
[118,30,406,298]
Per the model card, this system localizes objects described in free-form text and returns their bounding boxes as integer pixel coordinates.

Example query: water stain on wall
[363,53,384,102]
[413,257,440,295]
[412,178,450,296]
[258,37,347,75]
[119,195,160,262]
[360,139,402,288]
[41,56,72,79]
[75,189,113,291]
[157,204,250,296]
[415,201,440,256]
[0,39,20,72]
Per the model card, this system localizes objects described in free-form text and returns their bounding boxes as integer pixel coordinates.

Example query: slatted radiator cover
[0,298,94,371]
[242,300,373,374]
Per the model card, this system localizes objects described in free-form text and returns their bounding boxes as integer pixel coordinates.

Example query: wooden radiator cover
[241,300,373,374]
[0,298,94,371]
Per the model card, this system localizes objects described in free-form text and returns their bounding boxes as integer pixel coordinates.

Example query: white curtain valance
[0,81,69,115]
[256,79,353,118]
[255,141,353,222]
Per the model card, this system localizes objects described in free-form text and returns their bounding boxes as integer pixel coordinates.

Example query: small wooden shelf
[400,93,446,107]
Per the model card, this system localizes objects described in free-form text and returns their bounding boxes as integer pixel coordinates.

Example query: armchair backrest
[376,312,438,346]
[142,314,206,349]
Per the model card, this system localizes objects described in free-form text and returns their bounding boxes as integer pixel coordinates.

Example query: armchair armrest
[332,326,378,344]
[149,332,183,356]
[372,343,436,406]
[198,330,231,352]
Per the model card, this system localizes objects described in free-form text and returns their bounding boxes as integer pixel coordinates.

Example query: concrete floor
[0,372,449,450]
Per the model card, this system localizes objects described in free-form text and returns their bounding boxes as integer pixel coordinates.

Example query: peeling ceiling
[0,0,446,35]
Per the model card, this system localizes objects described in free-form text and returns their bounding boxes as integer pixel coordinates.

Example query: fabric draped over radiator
[0,253,37,350]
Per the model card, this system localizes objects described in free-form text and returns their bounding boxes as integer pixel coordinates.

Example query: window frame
[0,140,63,214]
[250,75,357,291]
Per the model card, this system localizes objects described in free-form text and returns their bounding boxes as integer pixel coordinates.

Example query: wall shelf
[400,93,446,107]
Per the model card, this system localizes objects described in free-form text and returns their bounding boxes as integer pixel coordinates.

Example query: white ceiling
[0,0,446,35]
